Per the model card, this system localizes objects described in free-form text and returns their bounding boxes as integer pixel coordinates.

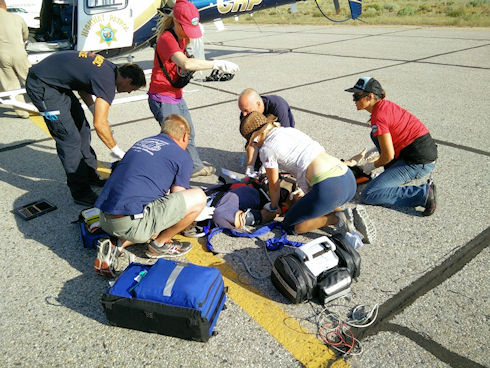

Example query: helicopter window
[86,0,127,12]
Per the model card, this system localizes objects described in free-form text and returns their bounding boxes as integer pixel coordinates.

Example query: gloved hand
[213,60,239,74]
[111,145,126,160]
[362,161,375,175]
[196,206,215,222]
[245,165,257,178]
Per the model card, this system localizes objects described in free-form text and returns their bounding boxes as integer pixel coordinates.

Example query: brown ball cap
[240,112,277,142]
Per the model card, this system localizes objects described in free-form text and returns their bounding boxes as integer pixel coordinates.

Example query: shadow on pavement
[2,142,110,323]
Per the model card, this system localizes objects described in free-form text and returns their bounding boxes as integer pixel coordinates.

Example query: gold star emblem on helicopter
[96,23,117,46]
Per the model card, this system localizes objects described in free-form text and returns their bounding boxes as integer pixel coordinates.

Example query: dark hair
[374,90,386,100]
[118,63,146,88]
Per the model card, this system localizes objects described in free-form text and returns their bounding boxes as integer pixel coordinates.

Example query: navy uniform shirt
[95,133,193,215]
[29,50,117,104]
[262,95,295,128]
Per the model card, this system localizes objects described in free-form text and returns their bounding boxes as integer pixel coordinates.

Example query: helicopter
[25,0,362,63]
[0,0,361,112]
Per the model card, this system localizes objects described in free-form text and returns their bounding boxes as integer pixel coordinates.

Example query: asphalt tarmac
[0,24,489,368]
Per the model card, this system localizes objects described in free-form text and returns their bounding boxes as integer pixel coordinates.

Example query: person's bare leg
[293,213,339,234]
[154,188,206,244]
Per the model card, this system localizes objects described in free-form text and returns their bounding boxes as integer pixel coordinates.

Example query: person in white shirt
[239,112,357,235]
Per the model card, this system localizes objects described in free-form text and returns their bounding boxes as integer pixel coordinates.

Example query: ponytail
[156,14,174,37]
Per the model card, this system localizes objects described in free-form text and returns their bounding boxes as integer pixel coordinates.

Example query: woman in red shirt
[148,0,239,177]
[346,77,438,215]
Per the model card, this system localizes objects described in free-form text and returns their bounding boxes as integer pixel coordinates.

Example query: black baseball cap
[345,77,383,96]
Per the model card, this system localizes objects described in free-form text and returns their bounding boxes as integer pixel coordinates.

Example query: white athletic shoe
[352,205,376,244]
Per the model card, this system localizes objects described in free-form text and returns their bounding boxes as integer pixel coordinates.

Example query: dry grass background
[224,0,490,27]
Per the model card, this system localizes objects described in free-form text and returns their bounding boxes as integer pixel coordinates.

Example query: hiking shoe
[352,205,377,244]
[422,180,437,216]
[146,239,192,259]
[191,165,216,178]
[72,189,98,206]
[335,209,355,235]
[94,238,119,278]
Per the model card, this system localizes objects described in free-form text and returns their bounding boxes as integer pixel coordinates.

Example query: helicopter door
[77,0,134,51]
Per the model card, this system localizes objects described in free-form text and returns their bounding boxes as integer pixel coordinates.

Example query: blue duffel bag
[101,258,227,342]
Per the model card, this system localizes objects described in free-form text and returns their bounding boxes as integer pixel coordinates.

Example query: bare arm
[78,91,94,108]
[171,51,214,71]
[91,97,117,149]
[266,167,281,209]
[246,145,259,166]
[374,133,395,167]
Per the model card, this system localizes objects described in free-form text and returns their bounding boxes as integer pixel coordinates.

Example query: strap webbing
[163,264,185,297]
[206,221,304,253]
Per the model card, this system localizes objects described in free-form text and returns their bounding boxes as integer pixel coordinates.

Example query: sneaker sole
[145,245,192,259]
[183,230,206,238]
[352,205,376,244]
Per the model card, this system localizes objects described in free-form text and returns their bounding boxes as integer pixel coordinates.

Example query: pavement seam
[354,227,490,367]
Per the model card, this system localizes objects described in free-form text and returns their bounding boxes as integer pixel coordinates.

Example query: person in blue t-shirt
[238,88,296,176]
[25,51,146,206]
[94,114,207,276]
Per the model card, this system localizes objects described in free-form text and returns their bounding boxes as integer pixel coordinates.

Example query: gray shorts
[99,192,186,243]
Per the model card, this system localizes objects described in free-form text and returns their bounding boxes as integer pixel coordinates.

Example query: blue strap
[206,221,304,253]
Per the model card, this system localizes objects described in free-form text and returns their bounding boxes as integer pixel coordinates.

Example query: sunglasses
[353,93,368,102]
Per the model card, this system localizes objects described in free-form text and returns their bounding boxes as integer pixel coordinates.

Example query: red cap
[173,0,202,39]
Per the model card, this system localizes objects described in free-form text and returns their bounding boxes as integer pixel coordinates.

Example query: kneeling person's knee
[182,187,207,214]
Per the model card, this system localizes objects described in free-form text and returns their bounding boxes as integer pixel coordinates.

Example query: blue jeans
[148,97,204,171]
[361,160,435,208]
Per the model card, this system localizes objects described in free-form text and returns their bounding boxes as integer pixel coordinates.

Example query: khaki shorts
[99,192,186,243]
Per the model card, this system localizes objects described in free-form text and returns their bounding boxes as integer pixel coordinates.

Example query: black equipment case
[101,258,227,342]
[271,253,317,304]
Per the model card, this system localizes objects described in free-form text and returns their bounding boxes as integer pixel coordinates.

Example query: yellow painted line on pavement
[30,115,51,136]
[179,235,349,368]
[28,114,347,367]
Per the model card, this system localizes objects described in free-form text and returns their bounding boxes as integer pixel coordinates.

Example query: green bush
[383,3,398,12]
[363,7,379,17]
[469,0,488,6]
[397,7,416,16]
[418,4,432,13]
[367,3,382,11]
[447,6,466,17]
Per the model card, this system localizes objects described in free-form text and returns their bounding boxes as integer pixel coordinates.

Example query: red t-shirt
[371,99,429,158]
[148,31,186,98]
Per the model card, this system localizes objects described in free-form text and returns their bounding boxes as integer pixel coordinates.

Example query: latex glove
[196,206,215,222]
[213,60,239,74]
[362,161,375,175]
[263,202,279,213]
[111,145,125,160]
[346,148,368,166]
[245,165,257,178]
